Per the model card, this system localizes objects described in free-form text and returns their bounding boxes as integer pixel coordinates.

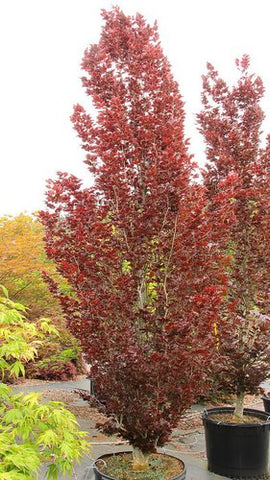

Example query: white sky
[1,0,270,217]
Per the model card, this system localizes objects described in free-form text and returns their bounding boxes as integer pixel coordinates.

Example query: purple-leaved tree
[40,8,226,467]
[198,56,270,419]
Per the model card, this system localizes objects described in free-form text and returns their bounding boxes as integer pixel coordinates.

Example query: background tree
[40,8,225,468]
[0,214,85,380]
[0,214,61,319]
[197,55,270,418]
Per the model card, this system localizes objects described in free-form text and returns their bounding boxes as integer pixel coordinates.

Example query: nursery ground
[12,376,269,479]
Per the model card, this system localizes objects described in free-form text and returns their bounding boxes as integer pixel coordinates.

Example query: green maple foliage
[0,286,90,479]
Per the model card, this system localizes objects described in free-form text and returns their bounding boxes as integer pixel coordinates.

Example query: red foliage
[40,8,225,453]
[26,360,77,381]
[198,57,270,399]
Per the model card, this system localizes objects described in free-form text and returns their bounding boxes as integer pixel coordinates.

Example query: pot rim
[201,406,270,426]
[93,450,186,480]
[261,393,270,400]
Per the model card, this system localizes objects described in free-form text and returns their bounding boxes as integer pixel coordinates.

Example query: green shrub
[25,324,86,381]
[0,286,90,479]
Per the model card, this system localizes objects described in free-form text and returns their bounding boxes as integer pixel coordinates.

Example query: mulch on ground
[12,378,266,459]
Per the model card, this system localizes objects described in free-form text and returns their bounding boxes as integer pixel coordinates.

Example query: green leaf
[122,259,132,274]
[40,319,59,336]
[37,429,59,447]
[45,463,59,480]
[0,285,9,298]
[3,408,24,425]
[21,392,42,406]
[0,472,33,479]
[0,381,11,400]
[9,361,25,378]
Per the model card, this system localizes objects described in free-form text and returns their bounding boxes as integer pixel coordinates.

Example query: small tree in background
[0,214,85,380]
[198,56,270,418]
[40,8,225,468]
[0,214,61,319]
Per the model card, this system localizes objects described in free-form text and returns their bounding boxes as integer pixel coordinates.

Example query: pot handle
[201,408,208,419]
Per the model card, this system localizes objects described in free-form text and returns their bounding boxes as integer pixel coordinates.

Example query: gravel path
[11,376,268,479]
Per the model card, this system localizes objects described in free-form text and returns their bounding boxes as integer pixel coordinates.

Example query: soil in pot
[94,452,186,480]
[209,412,269,423]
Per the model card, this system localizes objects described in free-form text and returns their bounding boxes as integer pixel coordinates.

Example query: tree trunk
[234,392,245,420]
[132,447,150,471]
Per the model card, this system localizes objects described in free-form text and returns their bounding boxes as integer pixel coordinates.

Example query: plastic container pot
[202,407,270,479]
[261,394,270,415]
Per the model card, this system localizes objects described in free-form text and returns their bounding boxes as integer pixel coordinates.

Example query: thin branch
[163,214,178,318]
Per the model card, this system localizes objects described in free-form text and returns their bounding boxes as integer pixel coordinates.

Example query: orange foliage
[0,214,63,319]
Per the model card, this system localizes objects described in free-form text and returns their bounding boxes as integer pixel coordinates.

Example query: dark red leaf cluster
[26,359,77,382]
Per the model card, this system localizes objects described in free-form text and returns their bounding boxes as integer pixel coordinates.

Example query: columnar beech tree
[198,56,270,418]
[40,8,225,466]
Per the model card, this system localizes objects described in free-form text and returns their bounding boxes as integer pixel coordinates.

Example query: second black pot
[261,394,270,414]
[202,407,270,479]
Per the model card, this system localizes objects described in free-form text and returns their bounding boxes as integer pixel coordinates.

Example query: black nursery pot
[202,407,270,479]
[261,394,270,414]
[93,451,186,480]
